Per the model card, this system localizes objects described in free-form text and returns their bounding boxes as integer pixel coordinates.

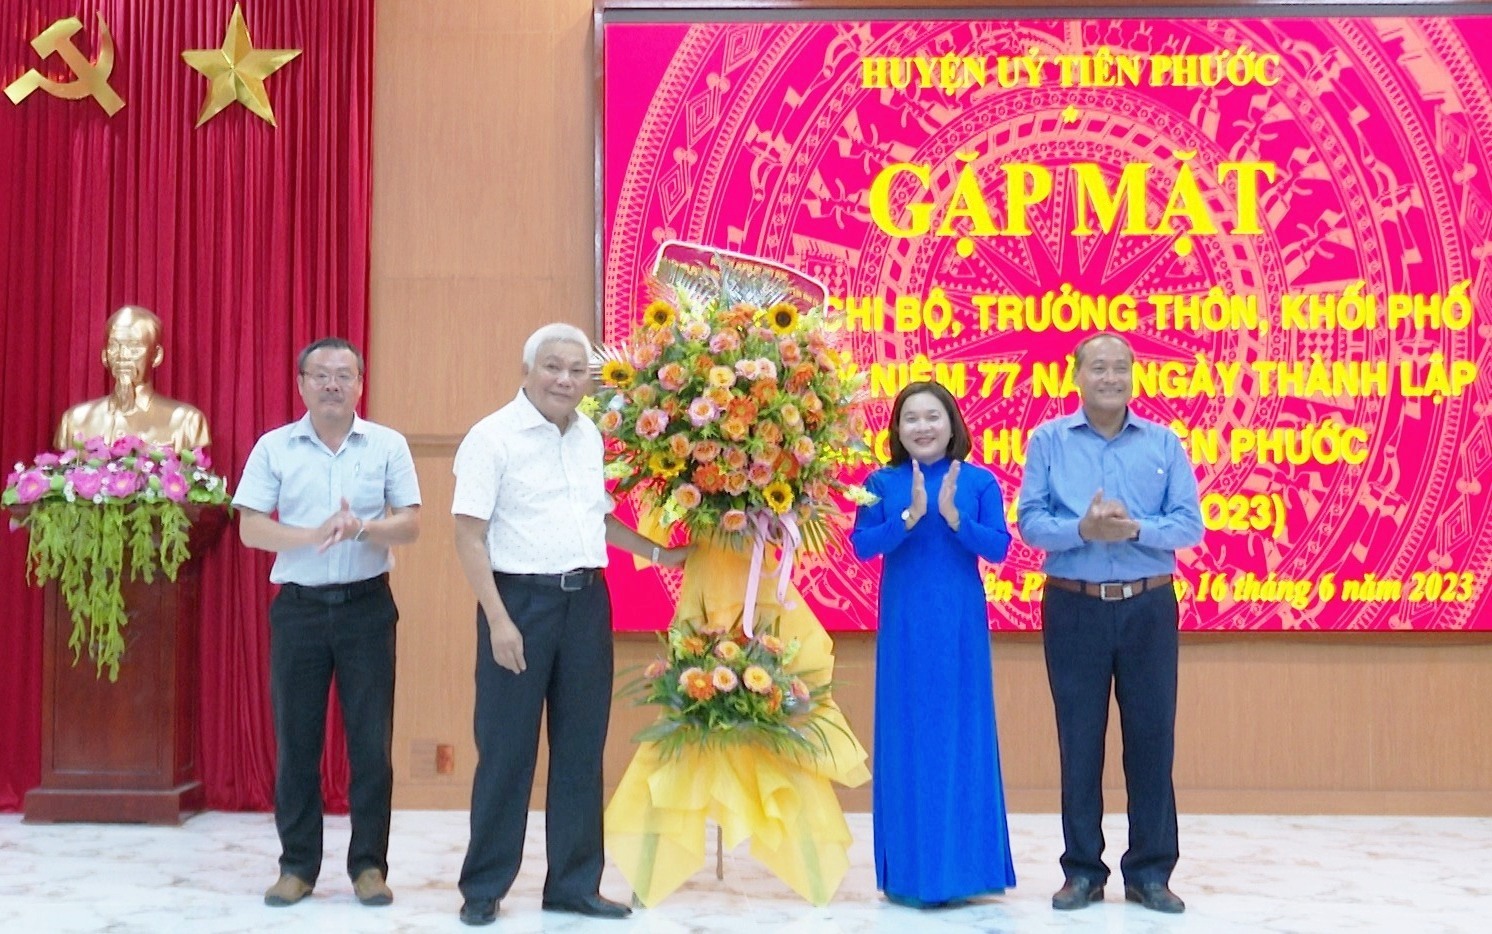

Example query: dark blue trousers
[458,573,613,902]
[1041,585,1179,886]
[268,578,398,885]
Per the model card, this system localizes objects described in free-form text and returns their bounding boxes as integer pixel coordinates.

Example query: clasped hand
[315,498,361,552]
[1078,489,1140,542]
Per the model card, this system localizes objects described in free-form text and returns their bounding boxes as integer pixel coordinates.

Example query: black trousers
[1041,584,1179,886]
[458,572,614,901]
[268,577,398,885]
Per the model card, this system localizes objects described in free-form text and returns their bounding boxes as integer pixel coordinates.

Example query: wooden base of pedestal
[23,781,204,825]
[17,505,227,825]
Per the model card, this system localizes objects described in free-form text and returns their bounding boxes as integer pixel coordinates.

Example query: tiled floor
[1,810,1487,932]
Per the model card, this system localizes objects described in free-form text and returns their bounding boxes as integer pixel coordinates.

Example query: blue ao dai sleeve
[850,469,909,560]
[954,469,1012,563]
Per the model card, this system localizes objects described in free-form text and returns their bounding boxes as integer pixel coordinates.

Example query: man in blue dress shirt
[234,337,422,909]
[1017,333,1203,915]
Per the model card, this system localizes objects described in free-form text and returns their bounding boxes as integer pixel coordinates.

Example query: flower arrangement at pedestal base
[4,435,232,680]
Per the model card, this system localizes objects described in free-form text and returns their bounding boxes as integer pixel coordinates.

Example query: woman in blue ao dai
[850,380,1016,907]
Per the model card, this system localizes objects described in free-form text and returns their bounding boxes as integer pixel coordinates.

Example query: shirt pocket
[1127,451,1171,516]
[351,460,389,513]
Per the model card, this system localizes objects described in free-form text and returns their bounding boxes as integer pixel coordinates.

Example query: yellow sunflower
[599,359,636,389]
[765,302,799,334]
[648,451,686,478]
[643,300,677,330]
[763,480,794,514]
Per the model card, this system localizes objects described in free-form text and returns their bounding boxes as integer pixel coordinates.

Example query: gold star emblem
[1061,105,1081,124]
[181,3,300,127]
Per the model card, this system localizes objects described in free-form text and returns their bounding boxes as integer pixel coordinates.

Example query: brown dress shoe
[1051,876,1104,910]
[264,873,313,907]
[1125,881,1185,913]
[353,868,394,906]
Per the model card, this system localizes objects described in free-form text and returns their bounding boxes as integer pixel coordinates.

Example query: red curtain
[0,0,373,811]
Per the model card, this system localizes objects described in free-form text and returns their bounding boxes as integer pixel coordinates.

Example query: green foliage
[19,502,195,682]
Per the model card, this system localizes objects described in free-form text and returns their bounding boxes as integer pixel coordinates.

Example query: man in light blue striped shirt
[235,337,421,909]
[1017,333,1203,916]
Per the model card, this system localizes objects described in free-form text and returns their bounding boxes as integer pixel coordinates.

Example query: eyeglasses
[300,370,360,387]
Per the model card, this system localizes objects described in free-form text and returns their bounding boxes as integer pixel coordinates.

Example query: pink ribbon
[741,511,802,638]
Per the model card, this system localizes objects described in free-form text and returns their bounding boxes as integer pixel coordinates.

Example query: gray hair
[521,323,591,369]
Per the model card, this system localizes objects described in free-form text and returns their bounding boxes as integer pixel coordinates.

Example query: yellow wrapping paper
[605,539,870,906]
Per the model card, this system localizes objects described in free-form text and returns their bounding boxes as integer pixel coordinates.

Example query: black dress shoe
[1125,881,1186,914]
[1051,876,1104,910]
[542,893,633,919]
[458,897,498,926]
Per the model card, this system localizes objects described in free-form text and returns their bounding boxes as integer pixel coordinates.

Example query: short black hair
[887,380,972,465]
[297,337,366,376]
[1072,333,1134,369]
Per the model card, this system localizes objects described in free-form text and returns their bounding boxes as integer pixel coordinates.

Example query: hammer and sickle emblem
[5,13,126,116]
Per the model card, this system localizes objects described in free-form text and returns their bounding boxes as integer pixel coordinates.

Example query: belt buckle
[1099,581,1133,601]
[559,570,586,592]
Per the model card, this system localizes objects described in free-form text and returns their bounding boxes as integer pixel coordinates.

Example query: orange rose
[721,509,748,533]
[692,440,722,463]
[673,483,702,510]
[658,362,688,391]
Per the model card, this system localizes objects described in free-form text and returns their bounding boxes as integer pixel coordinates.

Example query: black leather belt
[1045,574,1173,602]
[279,573,389,605]
[493,568,602,592]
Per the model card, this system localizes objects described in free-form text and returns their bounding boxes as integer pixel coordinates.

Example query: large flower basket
[596,243,872,904]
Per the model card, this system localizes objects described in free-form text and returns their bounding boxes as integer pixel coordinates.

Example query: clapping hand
[938,460,961,530]
[907,460,928,525]
[1078,489,1141,542]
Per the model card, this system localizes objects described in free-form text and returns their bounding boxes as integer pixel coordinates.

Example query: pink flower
[67,468,104,500]
[636,408,669,440]
[160,470,189,503]
[686,398,719,427]
[111,435,144,458]
[191,447,212,470]
[709,331,740,353]
[84,437,111,459]
[14,469,51,504]
[792,436,816,465]
[33,452,61,468]
[721,509,748,533]
[102,471,141,498]
[657,362,688,391]
[754,358,777,380]
[747,461,774,488]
